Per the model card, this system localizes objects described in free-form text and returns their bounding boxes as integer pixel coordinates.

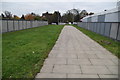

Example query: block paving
[36,26,118,79]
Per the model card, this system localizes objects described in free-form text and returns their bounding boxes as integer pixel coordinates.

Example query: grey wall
[27,21,31,28]
[23,21,26,29]
[105,12,118,22]
[117,24,120,40]
[2,20,48,33]
[19,21,23,30]
[104,23,111,37]
[98,15,105,22]
[8,21,14,32]
[91,16,98,22]
[2,20,8,33]
[87,17,92,22]
[110,23,119,39]
[14,21,19,31]
[77,22,120,41]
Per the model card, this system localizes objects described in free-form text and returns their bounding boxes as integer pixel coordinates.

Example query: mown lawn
[2,25,64,79]
[73,24,120,58]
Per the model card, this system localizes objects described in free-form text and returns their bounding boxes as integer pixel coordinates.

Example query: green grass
[72,24,120,58]
[2,25,64,79]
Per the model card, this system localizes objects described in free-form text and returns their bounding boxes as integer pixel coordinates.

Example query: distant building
[81,1,120,22]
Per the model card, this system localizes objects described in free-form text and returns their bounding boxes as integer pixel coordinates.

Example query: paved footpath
[36,25,118,78]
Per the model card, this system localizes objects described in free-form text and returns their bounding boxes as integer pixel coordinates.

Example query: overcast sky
[1,0,119,17]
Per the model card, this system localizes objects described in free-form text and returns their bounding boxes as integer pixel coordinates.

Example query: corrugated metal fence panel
[110,23,119,39]
[14,21,19,31]
[96,23,100,34]
[35,21,38,27]
[100,23,105,35]
[1,20,48,33]
[23,21,26,29]
[8,21,14,32]
[87,23,89,30]
[105,12,118,22]
[118,11,120,22]
[104,23,111,37]
[117,23,120,40]
[2,20,7,32]
[91,23,94,31]
[92,23,95,32]
[31,21,34,27]
[89,23,92,31]
[19,21,23,30]
[39,21,42,26]
[0,20,1,33]
[89,23,91,30]
[94,23,97,33]
[27,21,31,28]
[85,23,87,29]
[77,22,120,41]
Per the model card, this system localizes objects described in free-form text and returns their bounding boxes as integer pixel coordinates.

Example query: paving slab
[44,58,67,65]
[106,65,118,74]
[40,65,53,73]
[90,59,117,66]
[81,65,112,74]
[68,74,99,78]
[36,73,67,78]
[67,59,92,65]
[99,74,118,78]
[35,25,118,78]
[53,64,81,74]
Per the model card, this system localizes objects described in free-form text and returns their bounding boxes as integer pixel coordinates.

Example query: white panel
[105,12,118,22]
[19,21,23,30]
[8,21,14,31]
[82,18,87,22]
[23,21,26,29]
[110,23,118,39]
[14,21,19,31]
[2,20,8,32]
[91,16,98,22]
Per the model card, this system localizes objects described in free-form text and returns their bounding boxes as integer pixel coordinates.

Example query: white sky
[1,0,119,17]
[1,0,119,2]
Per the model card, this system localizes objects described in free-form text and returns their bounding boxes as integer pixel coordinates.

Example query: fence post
[109,22,112,38]
[26,20,27,29]
[103,22,106,36]
[18,20,19,30]
[13,20,15,31]
[7,20,9,32]
[116,23,120,40]
[22,20,23,29]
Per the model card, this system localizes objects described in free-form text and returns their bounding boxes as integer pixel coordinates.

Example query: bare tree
[4,11,12,19]
[80,10,88,19]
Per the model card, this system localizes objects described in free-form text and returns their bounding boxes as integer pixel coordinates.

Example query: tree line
[0,9,94,24]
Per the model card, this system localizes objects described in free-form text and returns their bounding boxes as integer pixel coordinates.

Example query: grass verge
[72,24,120,58]
[2,25,64,79]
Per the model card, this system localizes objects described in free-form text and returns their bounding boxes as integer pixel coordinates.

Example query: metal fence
[1,20,48,33]
[77,22,120,41]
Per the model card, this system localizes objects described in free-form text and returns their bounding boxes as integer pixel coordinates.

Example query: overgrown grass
[2,25,64,79]
[72,24,120,58]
